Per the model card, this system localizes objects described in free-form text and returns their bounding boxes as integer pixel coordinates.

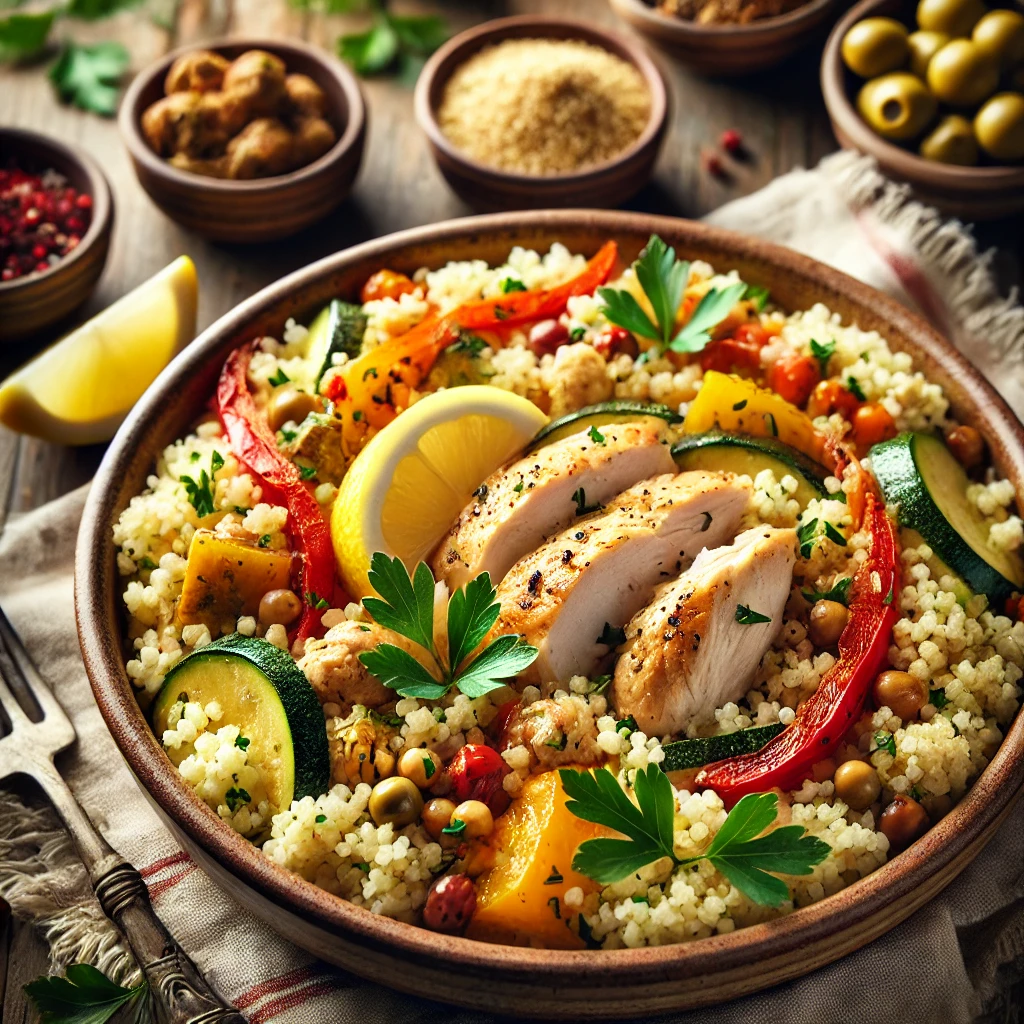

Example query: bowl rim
[118,35,366,196]
[76,208,1024,988]
[608,0,838,37]
[0,127,113,295]
[413,15,669,187]
[820,0,1024,186]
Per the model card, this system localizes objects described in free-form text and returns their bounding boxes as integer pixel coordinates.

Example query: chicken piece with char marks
[612,526,797,737]
[490,471,751,685]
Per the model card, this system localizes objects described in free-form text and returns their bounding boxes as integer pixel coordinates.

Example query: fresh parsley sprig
[330,0,448,78]
[559,766,830,907]
[24,964,148,1024]
[597,235,748,363]
[358,553,538,700]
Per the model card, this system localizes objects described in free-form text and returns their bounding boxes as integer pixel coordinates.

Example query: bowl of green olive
[821,0,1024,218]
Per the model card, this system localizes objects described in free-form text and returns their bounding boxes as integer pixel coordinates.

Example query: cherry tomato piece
[361,269,418,304]
[447,743,510,816]
[768,352,820,408]
[593,325,639,360]
[807,379,861,420]
[852,403,898,447]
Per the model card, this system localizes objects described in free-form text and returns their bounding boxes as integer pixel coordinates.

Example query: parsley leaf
[671,280,749,354]
[500,276,526,293]
[49,41,128,116]
[299,464,317,480]
[0,10,54,60]
[338,7,446,76]
[358,554,537,700]
[443,817,467,835]
[929,687,949,709]
[180,470,215,517]
[802,576,853,606]
[572,487,603,516]
[823,522,847,547]
[743,283,770,311]
[560,770,829,907]
[24,964,147,1024]
[588,424,606,445]
[225,786,251,813]
[797,518,819,559]
[846,377,867,402]
[809,338,835,378]
[735,604,771,625]
[258,534,271,548]
[269,367,290,386]
[447,334,488,357]
[874,731,897,757]
[598,622,626,647]
[65,0,143,19]
[234,734,250,750]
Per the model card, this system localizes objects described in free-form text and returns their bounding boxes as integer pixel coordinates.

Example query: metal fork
[0,602,246,1024]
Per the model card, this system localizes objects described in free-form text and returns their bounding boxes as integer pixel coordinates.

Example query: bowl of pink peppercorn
[0,128,114,343]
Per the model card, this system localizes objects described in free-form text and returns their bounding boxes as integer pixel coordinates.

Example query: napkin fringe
[830,152,1024,366]
[0,789,137,986]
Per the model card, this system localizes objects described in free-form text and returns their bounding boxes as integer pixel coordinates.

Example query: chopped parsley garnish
[180,469,216,518]
[357,554,538,700]
[929,688,949,709]
[588,424,606,445]
[352,410,363,422]
[809,338,835,378]
[598,234,746,359]
[315,814,327,823]
[544,867,564,885]
[743,283,770,311]
[802,576,853,606]
[572,487,603,516]
[735,604,772,625]
[616,716,637,734]
[732,399,748,411]
[500,276,526,293]
[190,451,201,462]
[631,894,650,904]
[823,522,847,546]
[546,732,568,751]
[797,518,819,559]
[356,862,370,873]
[280,427,297,442]
[598,622,626,647]
[258,534,271,548]
[363,366,379,381]
[570,326,587,342]
[493,304,511,320]
[139,555,158,571]
[423,755,436,779]
[589,674,612,696]
[846,377,867,402]
[513,480,524,494]
[874,732,897,757]
[268,367,290,387]
[234,735,250,751]
[883,584,894,606]
[559,768,829,906]
[447,334,488,357]
[299,465,317,480]
[305,591,330,610]
[442,818,467,835]
[211,450,225,474]
[225,786,251,813]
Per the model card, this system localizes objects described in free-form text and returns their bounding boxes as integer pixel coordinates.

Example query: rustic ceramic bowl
[414,17,668,211]
[119,38,366,243]
[821,0,1024,220]
[77,211,1024,1019]
[608,0,840,75]
[0,128,113,343]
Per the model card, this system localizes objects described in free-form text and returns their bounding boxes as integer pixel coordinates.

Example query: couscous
[113,236,1024,949]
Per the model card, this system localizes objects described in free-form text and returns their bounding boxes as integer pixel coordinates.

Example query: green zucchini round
[528,400,682,451]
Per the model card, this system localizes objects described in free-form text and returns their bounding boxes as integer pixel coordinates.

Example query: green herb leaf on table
[337,5,447,77]
[0,10,54,61]
[49,41,128,115]
[338,16,398,75]
[65,0,143,20]
[25,963,147,1024]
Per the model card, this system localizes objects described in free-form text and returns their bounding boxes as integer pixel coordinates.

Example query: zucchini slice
[304,299,367,390]
[871,432,1024,604]
[671,432,830,507]
[152,633,330,809]
[528,400,682,450]
[660,723,785,773]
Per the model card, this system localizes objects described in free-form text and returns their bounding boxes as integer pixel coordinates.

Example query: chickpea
[851,402,898,448]
[258,588,302,628]
[398,747,442,789]
[873,670,928,720]
[285,73,328,118]
[452,799,494,839]
[266,384,320,431]
[528,319,569,357]
[833,759,881,810]
[165,50,229,94]
[878,794,930,849]
[808,599,849,647]
[945,424,985,471]
[368,776,423,827]
[422,797,457,841]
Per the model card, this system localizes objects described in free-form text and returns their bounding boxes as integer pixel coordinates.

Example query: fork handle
[93,860,247,1024]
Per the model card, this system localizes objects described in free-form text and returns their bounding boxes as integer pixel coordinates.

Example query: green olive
[842,17,910,78]
[974,92,1024,161]
[808,599,849,647]
[972,9,1024,69]
[833,759,881,811]
[368,775,424,827]
[916,0,986,38]
[907,29,951,77]
[266,384,320,431]
[927,39,999,106]
[920,113,980,163]
[857,73,938,140]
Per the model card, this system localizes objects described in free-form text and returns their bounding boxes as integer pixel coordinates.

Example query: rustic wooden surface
[0,0,1022,1012]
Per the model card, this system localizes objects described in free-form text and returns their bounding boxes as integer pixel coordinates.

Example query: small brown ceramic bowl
[821,0,1024,220]
[77,210,1024,1019]
[119,38,366,243]
[414,16,668,211]
[609,0,840,75]
[0,128,113,343]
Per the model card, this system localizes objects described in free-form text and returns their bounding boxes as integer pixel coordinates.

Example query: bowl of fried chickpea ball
[120,39,366,242]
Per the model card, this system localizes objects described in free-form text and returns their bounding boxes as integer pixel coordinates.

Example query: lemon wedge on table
[0,256,198,445]
[332,386,549,599]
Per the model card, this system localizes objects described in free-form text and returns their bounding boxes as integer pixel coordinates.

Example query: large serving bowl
[76,211,1024,1019]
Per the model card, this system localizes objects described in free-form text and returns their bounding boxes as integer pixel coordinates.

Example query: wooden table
[0,0,1021,1016]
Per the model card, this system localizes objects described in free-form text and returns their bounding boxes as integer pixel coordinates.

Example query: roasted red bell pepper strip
[695,490,900,804]
[328,242,620,430]
[216,345,337,642]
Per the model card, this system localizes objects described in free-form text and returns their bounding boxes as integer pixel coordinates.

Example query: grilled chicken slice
[612,526,797,738]
[491,471,751,685]
[431,421,675,591]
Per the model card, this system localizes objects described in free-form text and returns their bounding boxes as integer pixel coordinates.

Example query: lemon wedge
[0,256,198,445]
[332,385,548,598]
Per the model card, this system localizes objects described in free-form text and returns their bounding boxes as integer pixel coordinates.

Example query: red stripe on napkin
[247,977,345,1023]
[235,965,320,1008]
[139,851,193,877]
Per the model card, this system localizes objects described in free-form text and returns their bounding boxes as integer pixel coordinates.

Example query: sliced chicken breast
[491,471,751,685]
[431,421,675,590]
[612,526,797,738]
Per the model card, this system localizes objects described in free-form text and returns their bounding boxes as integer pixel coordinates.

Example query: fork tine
[0,602,75,743]
[0,665,32,727]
